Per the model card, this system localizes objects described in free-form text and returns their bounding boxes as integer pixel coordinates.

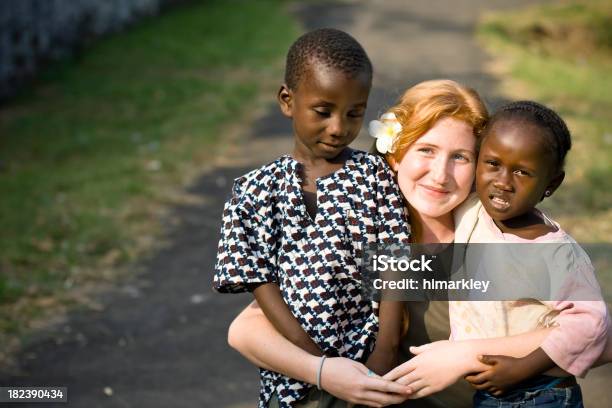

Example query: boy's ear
[277,84,293,118]
[542,171,565,200]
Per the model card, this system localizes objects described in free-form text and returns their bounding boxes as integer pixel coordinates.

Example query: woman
[228,80,553,407]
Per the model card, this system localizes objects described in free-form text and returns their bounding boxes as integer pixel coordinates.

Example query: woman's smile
[418,183,450,198]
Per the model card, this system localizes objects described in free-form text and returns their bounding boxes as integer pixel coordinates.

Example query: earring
[544,190,551,197]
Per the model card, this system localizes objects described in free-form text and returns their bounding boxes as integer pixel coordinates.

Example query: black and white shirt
[214,150,410,407]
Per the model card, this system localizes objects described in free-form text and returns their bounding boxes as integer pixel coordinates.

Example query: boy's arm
[366,300,404,375]
[249,282,322,357]
[376,300,404,350]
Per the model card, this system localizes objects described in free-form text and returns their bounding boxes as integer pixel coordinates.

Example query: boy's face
[278,64,370,161]
[476,121,558,222]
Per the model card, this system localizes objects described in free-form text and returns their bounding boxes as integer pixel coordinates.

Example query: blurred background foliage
[1,0,610,343]
[0,0,298,337]
[478,0,612,294]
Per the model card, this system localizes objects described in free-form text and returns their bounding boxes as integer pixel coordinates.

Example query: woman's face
[391,117,476,220]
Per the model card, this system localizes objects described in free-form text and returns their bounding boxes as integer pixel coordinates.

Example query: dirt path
[2,1,609,407]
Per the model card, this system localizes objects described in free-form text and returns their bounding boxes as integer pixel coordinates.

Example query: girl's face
[476,121,558,223]
[391,117,477,220]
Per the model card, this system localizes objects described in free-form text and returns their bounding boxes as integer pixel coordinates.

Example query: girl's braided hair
[485,100,572,172]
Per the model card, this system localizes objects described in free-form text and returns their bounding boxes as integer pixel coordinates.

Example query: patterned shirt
[214,150,410,407]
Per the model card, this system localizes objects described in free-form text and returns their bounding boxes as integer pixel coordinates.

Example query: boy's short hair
[284,28,373,90]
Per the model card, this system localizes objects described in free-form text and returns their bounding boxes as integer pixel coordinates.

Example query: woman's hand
[229,303,411,406]
[383,340,481,399]
[321,357,412,407]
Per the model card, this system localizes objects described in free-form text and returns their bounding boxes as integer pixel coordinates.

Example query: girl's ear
[277,84,293,118]
[542,171,565,200]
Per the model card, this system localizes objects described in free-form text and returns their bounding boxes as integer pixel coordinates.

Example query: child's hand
[365,346,398,376]
[464,354,526,396]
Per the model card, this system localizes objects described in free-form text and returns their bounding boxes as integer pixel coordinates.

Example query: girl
[449,101,609,407]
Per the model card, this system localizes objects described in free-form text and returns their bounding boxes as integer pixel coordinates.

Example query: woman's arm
[247,282,322,357]
[384,303,610,399]
[228,301,412,406]
[382,328,553,399]
[228,301,318,379]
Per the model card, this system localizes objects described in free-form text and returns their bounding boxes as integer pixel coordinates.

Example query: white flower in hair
[368,112,401,154]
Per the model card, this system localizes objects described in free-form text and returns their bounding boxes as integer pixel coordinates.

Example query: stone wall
[0,0,184,101]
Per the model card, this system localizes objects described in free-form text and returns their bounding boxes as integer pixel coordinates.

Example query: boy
[214,28,409,407]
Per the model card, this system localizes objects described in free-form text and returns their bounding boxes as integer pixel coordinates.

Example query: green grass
[479,0,612,55]
[0,0,298,330]
[478,0,612,300]
[477,0,612,242]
